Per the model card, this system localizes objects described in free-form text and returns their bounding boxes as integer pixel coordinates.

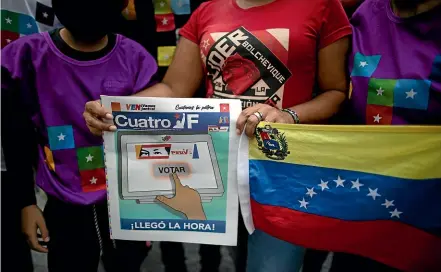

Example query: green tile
[367,78,397,106]
[1,10,19,32]
[77,146,104,171]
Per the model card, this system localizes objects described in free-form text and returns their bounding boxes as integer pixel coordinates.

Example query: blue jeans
[246,230,306,272]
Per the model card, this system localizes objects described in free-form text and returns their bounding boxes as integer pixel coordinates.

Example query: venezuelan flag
[245,124,441,271]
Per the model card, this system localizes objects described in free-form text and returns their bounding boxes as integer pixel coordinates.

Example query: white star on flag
[350,179,364,191]
[390,208,403,218]
[298,198,309,209]
[306,187,317,198]
[376,87,384,96]
[373,114,382,123]
[5,17,12,24]
[57,133,66,141]
[382,199,395,208]
[86,154,94,162]
[318,179,329,191]
[90,177,97,184]
[26,23,32,28]
[406,89,417,99]
[6,39,12,43]
[334,176,345,187]
[367,188,381,200]
[160,1,165,7]
[43,12,48,18]
[359,61,368,68]
[162,18,168,25]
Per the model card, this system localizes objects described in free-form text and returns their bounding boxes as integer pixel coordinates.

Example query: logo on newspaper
[255,125,289,160]
[126,104,156,111]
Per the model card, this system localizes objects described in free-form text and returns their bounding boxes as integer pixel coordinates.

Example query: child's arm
[1,63,38,210]
[2,44,49,253]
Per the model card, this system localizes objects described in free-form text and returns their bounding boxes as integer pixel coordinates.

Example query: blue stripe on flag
[249,160,441,235]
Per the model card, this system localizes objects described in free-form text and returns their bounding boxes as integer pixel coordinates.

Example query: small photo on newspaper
[102,96,241,246]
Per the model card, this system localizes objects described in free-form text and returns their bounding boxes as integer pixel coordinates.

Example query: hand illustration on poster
[156,173,207,220]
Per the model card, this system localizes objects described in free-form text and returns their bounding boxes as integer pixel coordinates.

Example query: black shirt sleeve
[1,67,38,209]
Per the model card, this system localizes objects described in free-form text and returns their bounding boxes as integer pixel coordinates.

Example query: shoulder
[194,0,223,12]
[2,33,49,56]
[116,35,149,55]
[1,33,50,73]
[191,0,230,20]
[114,35,156,67]
[351,0,386,24]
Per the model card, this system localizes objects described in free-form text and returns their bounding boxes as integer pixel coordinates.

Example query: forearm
[1,77,37,209]
[290,90,346,124]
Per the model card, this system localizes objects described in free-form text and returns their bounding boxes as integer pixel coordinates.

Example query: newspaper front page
[102,96,241,245]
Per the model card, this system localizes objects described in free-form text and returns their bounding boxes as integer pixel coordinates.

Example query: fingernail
[109,126,117,131]
[44,237,50,242]
[105,113,113,119]
[236,129,241,135]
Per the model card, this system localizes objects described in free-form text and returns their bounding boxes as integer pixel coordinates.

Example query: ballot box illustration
[117,131,224,202]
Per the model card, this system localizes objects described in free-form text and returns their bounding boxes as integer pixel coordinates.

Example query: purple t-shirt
[1,33,157,205]
[348,0,441,125]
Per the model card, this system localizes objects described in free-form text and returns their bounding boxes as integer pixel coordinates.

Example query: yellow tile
[154,0,173,14]
[158,46,176,67]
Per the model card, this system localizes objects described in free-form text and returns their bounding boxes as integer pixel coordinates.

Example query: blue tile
[393,79,431,110]
[351,52,382,77]
[171,0,191,15]
[47,125,75,150]
[18,14,38,35]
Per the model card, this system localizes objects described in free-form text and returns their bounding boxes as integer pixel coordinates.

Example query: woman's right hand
[83,100,116,136]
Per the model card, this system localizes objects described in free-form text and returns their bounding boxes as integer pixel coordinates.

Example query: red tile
[366,104,393,125]
[1,30,20,49]
[80,168,106,193]
[155,14,175,32]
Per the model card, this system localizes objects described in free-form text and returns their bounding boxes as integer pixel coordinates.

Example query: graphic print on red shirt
[201,27,292,109]
[180,0,352,109]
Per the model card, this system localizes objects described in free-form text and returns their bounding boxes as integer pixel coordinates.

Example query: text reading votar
[115,114,199,129]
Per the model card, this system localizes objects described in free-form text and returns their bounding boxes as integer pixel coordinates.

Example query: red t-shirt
[180,0,352,109]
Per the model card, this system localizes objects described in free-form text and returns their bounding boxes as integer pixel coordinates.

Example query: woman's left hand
[236,104,295,137]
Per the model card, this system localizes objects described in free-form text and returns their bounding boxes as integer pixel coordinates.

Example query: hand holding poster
[102,96,241,245]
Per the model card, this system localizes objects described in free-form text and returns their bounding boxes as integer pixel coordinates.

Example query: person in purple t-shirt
[1,0,157,271]
[329,0,441,271]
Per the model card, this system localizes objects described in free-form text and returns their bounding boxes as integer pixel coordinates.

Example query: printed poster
[102,96,241,245]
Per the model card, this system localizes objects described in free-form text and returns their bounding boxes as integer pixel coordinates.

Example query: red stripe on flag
[251,200,441,272]
[252,30,288,63]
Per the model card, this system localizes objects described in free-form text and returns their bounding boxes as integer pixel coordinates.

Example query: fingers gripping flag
[238,123,441,272]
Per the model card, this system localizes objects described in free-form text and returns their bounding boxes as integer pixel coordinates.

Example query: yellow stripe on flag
[250,124,441,180]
